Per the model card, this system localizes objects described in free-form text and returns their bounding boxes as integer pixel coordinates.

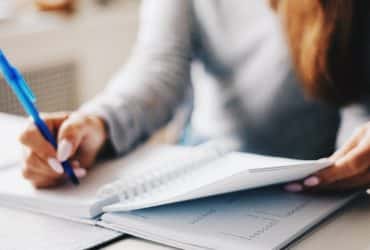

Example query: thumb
[56,115,87,162]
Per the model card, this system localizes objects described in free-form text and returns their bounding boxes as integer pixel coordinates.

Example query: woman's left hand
[285,122,370,192]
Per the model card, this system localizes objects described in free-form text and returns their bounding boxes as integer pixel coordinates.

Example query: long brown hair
[271,0,370,105]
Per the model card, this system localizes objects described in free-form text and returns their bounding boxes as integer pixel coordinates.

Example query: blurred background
[0,0,235,142]
[0,0,140,114]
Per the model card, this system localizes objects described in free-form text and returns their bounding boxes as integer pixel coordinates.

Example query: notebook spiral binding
[96,137,241,201]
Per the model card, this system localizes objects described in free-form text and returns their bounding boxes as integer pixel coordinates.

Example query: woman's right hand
[19,112,108,188]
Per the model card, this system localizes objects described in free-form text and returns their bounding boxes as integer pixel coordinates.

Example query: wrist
[91,115,109,143]
[91,115,117,159]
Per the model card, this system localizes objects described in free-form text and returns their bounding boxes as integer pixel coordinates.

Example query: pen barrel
[34,118,58,148]
[0,51,15,80]
[34,117,79,185]
[61,161,80,185]
[0,50,78,185]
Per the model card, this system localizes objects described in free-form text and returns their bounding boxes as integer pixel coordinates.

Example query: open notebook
[100,187,356,250]
[0,139,331,220]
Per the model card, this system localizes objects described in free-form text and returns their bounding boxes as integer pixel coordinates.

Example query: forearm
[79,0,193,154]
[81,54,191,154]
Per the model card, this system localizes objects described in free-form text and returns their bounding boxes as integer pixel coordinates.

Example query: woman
[19,0,370,192]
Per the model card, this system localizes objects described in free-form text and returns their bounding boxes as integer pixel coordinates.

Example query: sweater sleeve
[336,99,370,149]
[79,0,194,154]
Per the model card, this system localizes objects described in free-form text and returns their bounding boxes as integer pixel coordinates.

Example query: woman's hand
[19,112,107,188]
[285,122,370,192]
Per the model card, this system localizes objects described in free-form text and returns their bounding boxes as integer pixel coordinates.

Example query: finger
[310,163,368,187]
[74,168,87,179]
[334,134,370,176]
[32,179,63,189]
[336,129,370,165]
[22,153,66,188]
[30,170,65,189]
[19,123,57,160]
[71,160,80,169]
[19,113,69,161]
[24,168,63,189]
[24,148,64,175]
[39,112,70,131]
[330,127,365,161]
[22,152,62,179]
[311,171,370,192]
[57,114,89,162]
[284,182,303,192]
[74,146,97,169]
[70,160,87,179]
[308,134,370,185]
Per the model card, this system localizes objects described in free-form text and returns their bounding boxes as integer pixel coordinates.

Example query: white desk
[103,196,370,250]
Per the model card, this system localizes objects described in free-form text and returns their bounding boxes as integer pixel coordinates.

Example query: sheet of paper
[0,113,26,169]
[102,153,329,212]
[0,206,122,250]
[0,144,210,218]
[102,187,356,250]
[0,144,206,202]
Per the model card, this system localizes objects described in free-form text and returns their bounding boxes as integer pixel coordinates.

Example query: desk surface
[103,196,370,250]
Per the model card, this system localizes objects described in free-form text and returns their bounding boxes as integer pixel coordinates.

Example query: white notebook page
[102,153,330,212]
[0,144,217,218]
[101,187,356,250]
[0,113,26,169]
[0,205,121,250]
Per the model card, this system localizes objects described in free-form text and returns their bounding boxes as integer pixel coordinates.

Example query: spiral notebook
[98,144,331,212]
[0,137,331,221]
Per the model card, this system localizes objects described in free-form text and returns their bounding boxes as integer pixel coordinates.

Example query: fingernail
[284,183,303,192]
[47,158,64,174]
[304,176,320,187]
[57,140,72,162]
[74,168,86,179]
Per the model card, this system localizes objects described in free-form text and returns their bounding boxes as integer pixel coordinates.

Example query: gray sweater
[81,0,370,160]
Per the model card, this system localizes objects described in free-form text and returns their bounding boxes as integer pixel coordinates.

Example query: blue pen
[0,49,79,185]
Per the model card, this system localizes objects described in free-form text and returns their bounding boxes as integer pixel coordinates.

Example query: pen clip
[0,49,36,103]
